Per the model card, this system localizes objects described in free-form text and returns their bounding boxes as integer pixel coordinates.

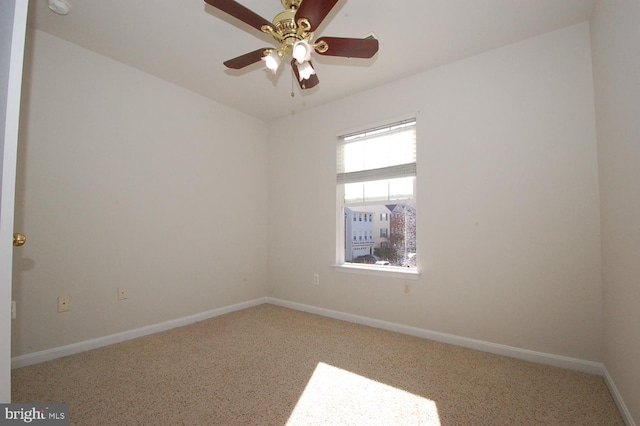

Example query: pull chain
[291,67,295,98]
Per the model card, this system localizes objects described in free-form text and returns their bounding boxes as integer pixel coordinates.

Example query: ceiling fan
[204,0,379,90]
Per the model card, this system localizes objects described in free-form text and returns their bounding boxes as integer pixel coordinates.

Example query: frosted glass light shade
[292,40,312,63]
[296,60,316,81]
[262,50,282,73]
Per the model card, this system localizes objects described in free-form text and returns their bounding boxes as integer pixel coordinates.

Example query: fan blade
[223,48,269,69]
[295,0,339,31]
[204,0,273,33]
[315,37,379,58]
[291,59,320,90]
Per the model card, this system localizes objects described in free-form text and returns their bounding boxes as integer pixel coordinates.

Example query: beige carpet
[12,304,624,425]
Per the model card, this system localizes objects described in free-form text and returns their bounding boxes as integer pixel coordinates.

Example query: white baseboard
[266,297,604,376]
[12,296,634,425]
[11,297,267,369]
[11,296,607,377]
[603,366,637,426]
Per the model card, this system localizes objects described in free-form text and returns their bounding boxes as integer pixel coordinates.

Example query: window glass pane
[363,180,388,202]
[344,204,416,269]
[345,177,414,204]
[344,183,363,204]
[389,177,414,200]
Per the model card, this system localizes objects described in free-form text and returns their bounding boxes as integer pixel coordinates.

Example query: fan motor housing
[271,10,308,46]
[270,8,313,48]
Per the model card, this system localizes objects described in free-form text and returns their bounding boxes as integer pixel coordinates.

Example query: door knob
[13,233,26,247]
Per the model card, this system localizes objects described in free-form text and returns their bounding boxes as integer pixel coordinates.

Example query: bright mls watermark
[1,404,68,425]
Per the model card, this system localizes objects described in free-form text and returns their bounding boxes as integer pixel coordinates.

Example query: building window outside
[337,118,417,269]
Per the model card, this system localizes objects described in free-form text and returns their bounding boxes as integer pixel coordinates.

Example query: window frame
[334,117,419,279]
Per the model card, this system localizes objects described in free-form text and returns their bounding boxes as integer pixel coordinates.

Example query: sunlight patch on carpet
[286,362,441,425]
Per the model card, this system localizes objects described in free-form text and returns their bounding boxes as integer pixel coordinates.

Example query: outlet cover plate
[58,296,70,312]
[117,287,128,300]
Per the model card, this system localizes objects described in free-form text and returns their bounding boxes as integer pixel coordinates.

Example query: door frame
[0,0,29,403]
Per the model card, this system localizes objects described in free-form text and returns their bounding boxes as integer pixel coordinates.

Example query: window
[337,118,417,271]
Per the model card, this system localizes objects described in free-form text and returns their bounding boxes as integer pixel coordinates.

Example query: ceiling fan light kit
[204,0,379,91]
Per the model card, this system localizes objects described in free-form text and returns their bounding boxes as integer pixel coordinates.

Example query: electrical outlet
[58,296,70,312]
[404,284,410,294]
[313,273,320,285]
[117,287,128,300]
[11,301,16,319]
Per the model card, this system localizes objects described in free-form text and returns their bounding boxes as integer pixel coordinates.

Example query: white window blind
[337,119,416,203]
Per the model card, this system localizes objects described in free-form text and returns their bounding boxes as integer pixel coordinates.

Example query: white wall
[268,23,603,361]
[11,30,268,356]
[591,0,640,422]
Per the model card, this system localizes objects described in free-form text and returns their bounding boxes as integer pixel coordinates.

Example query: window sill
[333,263,420,280]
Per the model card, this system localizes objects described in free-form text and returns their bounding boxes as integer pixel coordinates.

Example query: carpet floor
[12,304,624,425]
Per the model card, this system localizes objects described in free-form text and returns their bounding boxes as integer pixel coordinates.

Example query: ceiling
[28,0,596,122]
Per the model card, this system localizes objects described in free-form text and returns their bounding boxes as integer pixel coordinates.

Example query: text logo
[1,404,69,425]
